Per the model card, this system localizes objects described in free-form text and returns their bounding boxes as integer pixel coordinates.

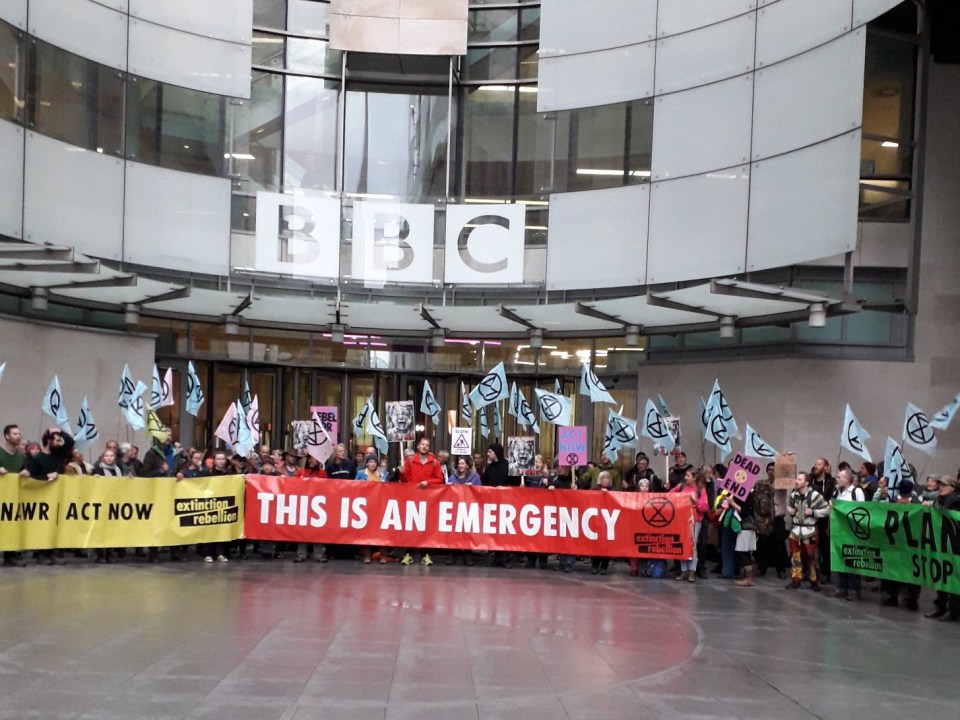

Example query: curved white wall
[9,0,252,98]
[540,0,890,290]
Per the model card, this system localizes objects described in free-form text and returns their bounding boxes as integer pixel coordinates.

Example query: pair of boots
[734,566,755,587]
[674,570,696,583]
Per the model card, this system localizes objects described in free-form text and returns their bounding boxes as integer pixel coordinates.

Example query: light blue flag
[460,382,472,427]
[150,365,164,410]
[469,362,510,410]
[236,400,255,457]
[699,397,709,437]
[607,408,639,449]
[479,406,490,438]
[930,391,960,431]
[704,392,732,458]
[117,364,135,410]
[708,379,738,439]
[41,375,71,432]
[744,423,776,459]
[554,378,562,394]
[493,403,503,440]
[73,397,99,452]
[601,413,621,461]
[241,380,253,416]
[508,382,520,419]
[883,437,914,491]
[515,387,539,434]
[420,379,441,426]
[642,399,675,452]
[186,361,204,417]
[123,381,147,431]
[840,403,871,462]
[902,402,937,456]
[351,396,374,437]
[366,404,389,455]
[579,362,615,404]
[534,388,572,427]
[657,394,671,418]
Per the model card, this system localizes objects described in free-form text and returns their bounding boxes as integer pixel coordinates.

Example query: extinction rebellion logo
[175,496,239,527]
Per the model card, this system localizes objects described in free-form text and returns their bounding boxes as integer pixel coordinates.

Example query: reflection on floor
[0,557,956,719]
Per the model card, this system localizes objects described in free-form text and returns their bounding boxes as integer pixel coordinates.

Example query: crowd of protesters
[3,421,960,620]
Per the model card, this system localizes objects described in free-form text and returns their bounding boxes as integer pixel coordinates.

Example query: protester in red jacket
[401,437,444,487]
[400,437,443,566]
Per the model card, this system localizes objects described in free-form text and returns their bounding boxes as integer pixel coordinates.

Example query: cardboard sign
[451,427,472,456]
[309,406,338,440]
[774,452,798,491]
[716,452,761,502]
[557,426,588,467]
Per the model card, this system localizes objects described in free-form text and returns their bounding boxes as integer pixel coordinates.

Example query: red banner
[244,476,693,559]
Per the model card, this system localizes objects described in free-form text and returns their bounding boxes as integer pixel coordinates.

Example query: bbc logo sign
[254,193,526,285]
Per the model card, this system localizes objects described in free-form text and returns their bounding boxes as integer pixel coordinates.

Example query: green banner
[830,500,960,594]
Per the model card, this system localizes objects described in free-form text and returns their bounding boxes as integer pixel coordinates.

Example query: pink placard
[309,406,338,440]
[557,426,588,467]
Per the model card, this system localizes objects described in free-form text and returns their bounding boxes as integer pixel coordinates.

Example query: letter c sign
[444,204,525,284]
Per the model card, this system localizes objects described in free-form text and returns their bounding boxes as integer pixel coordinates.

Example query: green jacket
[583,463,622,491]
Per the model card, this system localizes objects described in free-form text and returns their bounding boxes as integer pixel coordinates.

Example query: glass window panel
[288,0,331,37]
[0,20,23,122]
[465,46,518,81]
[518,45,538,80]
[286,38,341,75]
[860,137,911,178]
[520,8,540,42]
[569,102,626,191]
[31,39,124,154]
[191,323,251,360]
[284,76,339,192]
[251,328,313,364]
[343,85,450,199]
[428,341,483,372]
[233,71,283,193]
[253,0,287,29]
[516,91,553,196]
[863,33,915,142]
[252,31,285,68]
[859,178,910,220]
[462,85,515,198]
[126,76,224,175]
[468,9,518,43]
[231,193,255,232]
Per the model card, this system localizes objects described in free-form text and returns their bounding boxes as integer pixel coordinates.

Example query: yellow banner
[0,474,245,550]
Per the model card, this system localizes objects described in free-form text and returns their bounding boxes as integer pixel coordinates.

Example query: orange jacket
[401,453,444,485]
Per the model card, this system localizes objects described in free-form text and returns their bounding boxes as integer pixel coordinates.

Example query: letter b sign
[255,193,340,280]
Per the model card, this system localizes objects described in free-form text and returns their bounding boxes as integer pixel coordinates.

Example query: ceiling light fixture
[719,316,736,339]
[31,287,48,312]
[808,303,827,328]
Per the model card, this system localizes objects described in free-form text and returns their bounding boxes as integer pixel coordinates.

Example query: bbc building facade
[0,0,957,468]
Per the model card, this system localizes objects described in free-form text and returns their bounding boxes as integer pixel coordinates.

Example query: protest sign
[557,426,588,467]
[309,405,338,439]
[451,427,472,456]
[0,474,245,551]
[715,452,760,502]
[245,476,693,559]
[831,500,960,594]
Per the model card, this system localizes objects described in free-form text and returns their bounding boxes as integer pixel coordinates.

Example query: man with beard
[21,428,74,565]
[810,457,836,582]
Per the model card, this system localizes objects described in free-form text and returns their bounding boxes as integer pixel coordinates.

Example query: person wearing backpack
[832,469,865,600]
